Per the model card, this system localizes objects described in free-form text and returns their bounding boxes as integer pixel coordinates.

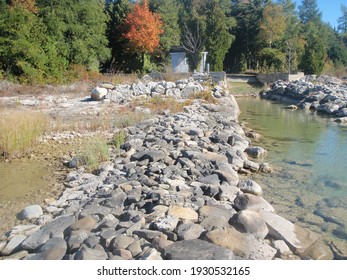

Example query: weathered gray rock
[164,239,234,260]
[1,235,27,256]
[176,222,205,240]
[65,216,97,235]
[91,87,108,101]
[152,216,179,232]
[74,246,108,260]
[235,210,269,239]
[17,205,43,221]
[237,180,263,196]
[234,193,275,212]
[245,146,268,158]
[21,215,75,251]
[260,210,320,257]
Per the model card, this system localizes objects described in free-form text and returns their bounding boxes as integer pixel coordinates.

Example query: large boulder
[260,210,320,257]
[91,87,108,101]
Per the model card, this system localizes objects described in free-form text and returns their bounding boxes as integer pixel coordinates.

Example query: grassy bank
[228,82,265,95]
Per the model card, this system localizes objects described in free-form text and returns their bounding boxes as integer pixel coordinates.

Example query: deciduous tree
[121,0,163,54]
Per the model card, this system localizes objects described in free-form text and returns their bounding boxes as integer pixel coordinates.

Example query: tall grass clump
[0,110,49,158]
[77,137,109,173]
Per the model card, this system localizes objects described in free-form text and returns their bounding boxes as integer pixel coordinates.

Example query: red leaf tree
[122,0,163,54]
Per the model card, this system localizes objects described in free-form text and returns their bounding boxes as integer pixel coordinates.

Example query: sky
[293,0,346,29]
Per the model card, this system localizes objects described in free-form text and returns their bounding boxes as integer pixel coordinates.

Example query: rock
[176,222,205,240]
[200,215,230,231]
[152,235,174,252]
[218,184,240,202]
[139,248,162,260]
[65,216,97,235]
[204,227,276,259]
[245,146,268,158]
[1,235,27,256]
[27,247,67,260]
[91,87,108,101]
[167,206,198,222]
[133,229,166,242]
[113,249,132,260]
[164,239,235,260]
[152,216,179,233]
[110,235,135,251]
[74,246,108,260]
[234,193,275,212]
[199,205,236,220]
[127,241,142,258]
[306,241,333,260]
[21,215,75,251]
[17,205,43,221]
[260,210,319,257]
[235,210,269,239]
[237,180,263,196]
[272,240,292,256]
[131,150,165,162]
[198,174,220,186]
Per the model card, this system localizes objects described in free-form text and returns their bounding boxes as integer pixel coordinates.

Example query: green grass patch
[77,136,109,173]
[0,110,49,159]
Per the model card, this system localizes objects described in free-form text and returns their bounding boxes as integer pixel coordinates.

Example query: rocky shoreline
[0,78,334,260]
[260,75,347,123]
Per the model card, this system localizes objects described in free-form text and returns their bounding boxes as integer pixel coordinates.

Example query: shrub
[77,137,109,173]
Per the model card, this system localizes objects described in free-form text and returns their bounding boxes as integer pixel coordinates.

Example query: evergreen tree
[0,4,64,83]
[149,0,181,63]
[338,4,347,34]
[298,0,321,24]
[205,0,235,71]
[277,0,303,73]
[37,0,110,72]
[299,22,326,74]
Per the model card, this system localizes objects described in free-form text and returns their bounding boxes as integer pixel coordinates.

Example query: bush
[77,137,109,173]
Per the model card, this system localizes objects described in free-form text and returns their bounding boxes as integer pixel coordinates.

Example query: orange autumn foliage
[122,0,163,54]
[10,0,39,13]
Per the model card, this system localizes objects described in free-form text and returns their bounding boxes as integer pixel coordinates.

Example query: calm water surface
[238,98,347,248]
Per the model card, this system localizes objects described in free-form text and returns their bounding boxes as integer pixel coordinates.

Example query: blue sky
[293,0,346,29]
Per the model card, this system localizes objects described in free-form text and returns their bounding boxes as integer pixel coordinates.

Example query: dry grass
[0,110,49,158]
[191,89,218,104]
[228,82,264,95]
[136,96,193,114]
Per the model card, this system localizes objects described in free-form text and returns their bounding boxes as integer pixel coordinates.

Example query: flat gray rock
[21,215,75,251]
[1,235,27,256]
[164,239,234,260]
[17,205,43,221]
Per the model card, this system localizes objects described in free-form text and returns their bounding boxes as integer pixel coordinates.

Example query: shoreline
[0,80,333,259]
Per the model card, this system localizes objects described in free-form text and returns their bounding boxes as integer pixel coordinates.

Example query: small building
[170,47,208,73]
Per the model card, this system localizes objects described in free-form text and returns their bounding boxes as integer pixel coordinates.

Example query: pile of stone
[261,76,347,122]
[0,95,331,260]
[91,76,228,103]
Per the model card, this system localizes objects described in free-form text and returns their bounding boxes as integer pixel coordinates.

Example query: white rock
[18,205,43,221]
[91,87,108,101]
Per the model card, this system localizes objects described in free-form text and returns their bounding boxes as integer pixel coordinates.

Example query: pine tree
[298,0,321,24]
[205,0,235,71]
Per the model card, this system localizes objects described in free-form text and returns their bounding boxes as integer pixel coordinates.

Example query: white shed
[170,47,208,73]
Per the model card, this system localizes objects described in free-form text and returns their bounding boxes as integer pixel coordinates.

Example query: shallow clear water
[238,98,347,249]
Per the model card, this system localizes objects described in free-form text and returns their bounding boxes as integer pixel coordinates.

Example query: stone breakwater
[0,93,332,260]
[260,76,347,123]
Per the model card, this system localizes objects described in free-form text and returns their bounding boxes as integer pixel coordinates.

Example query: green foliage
[37,0,111,72]
[298,0,322,24]
[77,137,109,173]
[299,23,326,74]
[205,0,235,71]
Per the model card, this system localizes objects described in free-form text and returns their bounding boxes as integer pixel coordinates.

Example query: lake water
[237,98,347,254]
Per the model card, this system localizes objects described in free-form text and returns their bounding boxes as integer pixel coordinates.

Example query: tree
[205,0,235,71]
[122,0,163,54]
[277,0,303,73]
[338,4,347,34]
[37,0,110,72]
[259,3,285,48]
[0,4,64,83]
[299,22,326,74]
[149,0,181,62]
[10,0,38,13]
[298,0,321,24]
